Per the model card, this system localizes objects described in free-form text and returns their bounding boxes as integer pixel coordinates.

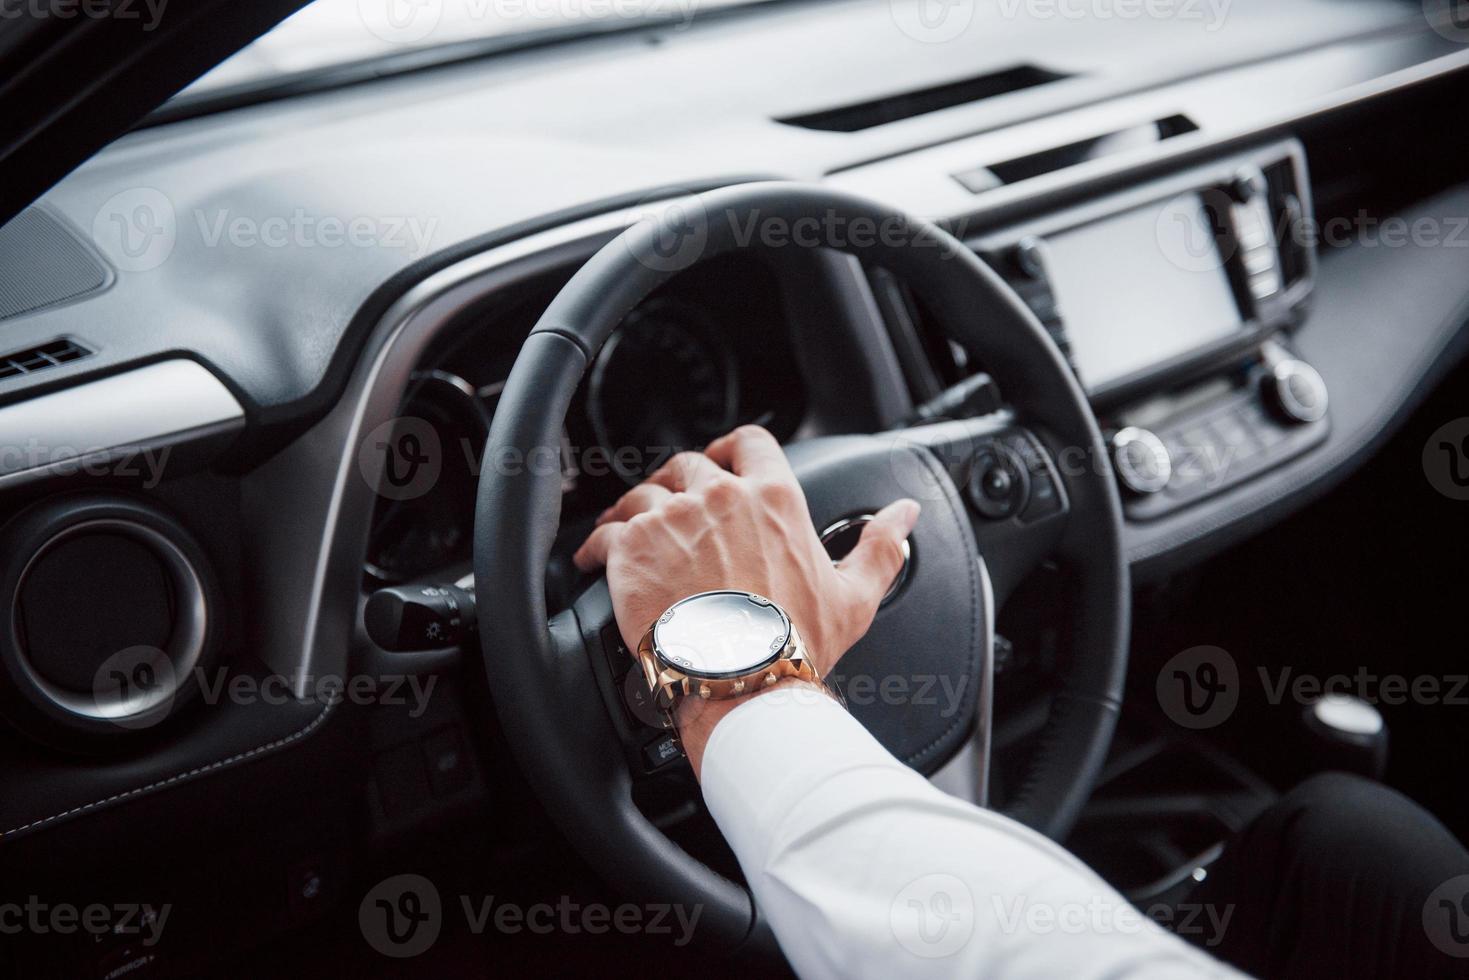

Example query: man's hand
[573,425,919,774]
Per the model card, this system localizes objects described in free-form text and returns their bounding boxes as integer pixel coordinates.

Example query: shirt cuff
[699,685,927,866]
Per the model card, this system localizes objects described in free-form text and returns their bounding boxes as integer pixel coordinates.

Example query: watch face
[652,591,790,679]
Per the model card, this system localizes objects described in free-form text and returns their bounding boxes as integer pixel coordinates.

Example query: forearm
[696,692,1246,980]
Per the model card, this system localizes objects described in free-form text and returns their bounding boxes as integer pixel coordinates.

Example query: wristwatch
[635,590,819,727]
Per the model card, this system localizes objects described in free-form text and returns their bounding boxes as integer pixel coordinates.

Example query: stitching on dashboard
[0,701,335,841]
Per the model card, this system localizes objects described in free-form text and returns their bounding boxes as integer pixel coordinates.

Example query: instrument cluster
[364,252,806,603]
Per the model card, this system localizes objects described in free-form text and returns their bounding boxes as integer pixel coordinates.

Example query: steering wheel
[474,183,1128,953]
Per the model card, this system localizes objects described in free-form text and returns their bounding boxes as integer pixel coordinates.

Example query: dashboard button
[1208,409,1260,461]
[968,444,1029,519]
[602,623,631,682]
[982,465,1013,499]
[423,726,472,798]
[1227,166,1269,203]
[1014,236,1050,279]
[1240,401,1288,449]
[643,733,684,771]
[1020,472,1063,522]
[953,167,1001,194]
[622,668,671,730]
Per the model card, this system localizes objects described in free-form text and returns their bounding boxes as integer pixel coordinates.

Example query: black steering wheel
[474,182,1128,954]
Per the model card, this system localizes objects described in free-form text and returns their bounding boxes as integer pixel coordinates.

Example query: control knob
[1111,427,1172,495]
[1263,359,1328,424]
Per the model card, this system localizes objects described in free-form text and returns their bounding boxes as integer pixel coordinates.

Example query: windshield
[184,0,748,98]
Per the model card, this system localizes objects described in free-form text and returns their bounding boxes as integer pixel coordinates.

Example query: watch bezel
[650,590,792,680]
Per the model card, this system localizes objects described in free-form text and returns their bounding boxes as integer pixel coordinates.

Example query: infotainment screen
[1042,195,1244,389]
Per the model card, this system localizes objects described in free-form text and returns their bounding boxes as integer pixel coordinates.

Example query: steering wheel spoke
[893,415,1072,607]
[562,579,693,782]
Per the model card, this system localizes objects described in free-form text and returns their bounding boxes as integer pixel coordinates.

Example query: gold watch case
[635,590,818,717]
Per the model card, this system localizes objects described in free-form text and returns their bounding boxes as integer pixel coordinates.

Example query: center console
[974,140,1328,520]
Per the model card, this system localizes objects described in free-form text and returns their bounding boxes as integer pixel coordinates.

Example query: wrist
[674,677,833,779]
[634,589,830,778]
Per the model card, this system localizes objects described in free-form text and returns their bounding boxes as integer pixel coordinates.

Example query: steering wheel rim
[474,181,1128,953]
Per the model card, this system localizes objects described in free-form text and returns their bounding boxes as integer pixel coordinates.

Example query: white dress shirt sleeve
[699,688,1249,979]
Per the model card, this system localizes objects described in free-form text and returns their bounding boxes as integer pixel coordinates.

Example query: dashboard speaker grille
[0,208,109,322]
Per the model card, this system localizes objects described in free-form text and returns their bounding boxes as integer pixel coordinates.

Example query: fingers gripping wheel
[474,182,1129,954]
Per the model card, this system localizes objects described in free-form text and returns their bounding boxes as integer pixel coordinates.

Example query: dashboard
[1,0,1469,972]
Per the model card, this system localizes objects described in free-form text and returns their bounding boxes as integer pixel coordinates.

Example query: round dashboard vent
[0,495,219,748]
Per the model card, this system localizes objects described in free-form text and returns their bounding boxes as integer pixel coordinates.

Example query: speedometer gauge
[587,300,738,484]
[364,370,489,585]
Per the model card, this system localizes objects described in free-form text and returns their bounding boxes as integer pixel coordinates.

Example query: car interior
[2,0,1469,975]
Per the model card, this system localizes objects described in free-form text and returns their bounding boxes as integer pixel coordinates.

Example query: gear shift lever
[1301,693,1389,781]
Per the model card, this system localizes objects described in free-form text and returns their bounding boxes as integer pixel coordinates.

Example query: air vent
[869,242,1080,402]
[0,338,93,381]
[955,115,1198,192]
[867,268,974,397]
[979,241,1079,377]
[777,65,1070,133]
